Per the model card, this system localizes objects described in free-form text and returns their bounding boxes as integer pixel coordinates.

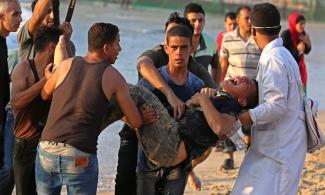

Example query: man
[0,0,22,194]
[219,6,260,164]
[11,27,61,195]
[184,2,219,83]
[137,25,204,195]
[233,3,306,194]
[17,0,74,61]
[115,12,216,195]
[35,22,143,195]
[216,11,237,63]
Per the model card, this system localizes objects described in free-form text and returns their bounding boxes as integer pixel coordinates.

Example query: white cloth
[232,38,307,195]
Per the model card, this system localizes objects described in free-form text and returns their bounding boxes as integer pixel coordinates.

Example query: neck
[84,51,108,64]
[257,34,278,50]
[239,27,251,41]
[33,52,52,77]
[0,26,9,38]
[167,64,188,85]
[192,34,201,50]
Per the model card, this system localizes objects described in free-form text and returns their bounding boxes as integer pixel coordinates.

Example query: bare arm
[28,0,52,34]
[11,62,46,110]
[186,93,236,137]
[220,56,229,81]
[102,67,142,128]
[137,56,185,119]
[59,22,74,57]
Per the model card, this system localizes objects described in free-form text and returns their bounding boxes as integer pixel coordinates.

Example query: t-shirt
[139,44,216,88]
[192,32,218,70]
[220,28,260,79]
[0,36,9,124]
[137,65,205,172]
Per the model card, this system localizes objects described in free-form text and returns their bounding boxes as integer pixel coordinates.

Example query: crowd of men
[0,0,310,195]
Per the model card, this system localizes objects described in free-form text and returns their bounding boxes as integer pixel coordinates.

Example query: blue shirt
[137,65,204,172]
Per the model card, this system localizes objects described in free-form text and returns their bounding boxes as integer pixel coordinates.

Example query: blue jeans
[0,109,14,195]
[35,146,98,195]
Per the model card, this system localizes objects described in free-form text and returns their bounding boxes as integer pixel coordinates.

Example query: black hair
[225,11,236,21]
[34,26,62,52]
[250,3,281,36]
[236,6,251,17]
[184,2,205,18]
[31,0,60,12]
[166,25,193,45]
[88,23,119,52]
[296,15,305,24]
[164,12,194,33]
[242,79,258,109]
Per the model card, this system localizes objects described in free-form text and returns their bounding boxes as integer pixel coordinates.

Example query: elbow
[131,118,143,129]
[41,90,50,100]
[11,99,21,111]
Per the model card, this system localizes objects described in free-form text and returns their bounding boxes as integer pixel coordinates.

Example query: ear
[103,43,111,53]
[48,42,56,53]
[238,98,247,107]
[164,43,169,55]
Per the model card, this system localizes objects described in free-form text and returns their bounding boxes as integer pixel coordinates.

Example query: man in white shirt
[233,3,307,195]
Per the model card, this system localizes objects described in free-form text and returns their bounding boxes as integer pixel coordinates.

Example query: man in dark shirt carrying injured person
[104,76,258,167]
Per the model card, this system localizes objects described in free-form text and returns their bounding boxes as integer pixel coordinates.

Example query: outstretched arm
[28,0,52,35]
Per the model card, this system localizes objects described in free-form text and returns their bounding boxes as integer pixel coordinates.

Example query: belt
[45,141,67,147]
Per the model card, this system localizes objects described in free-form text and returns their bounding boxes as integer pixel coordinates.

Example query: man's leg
[115,125,138,195]
[137,171,159,195]
[13,138,38,195]
[0,110,14,195]
[222,138,236,170]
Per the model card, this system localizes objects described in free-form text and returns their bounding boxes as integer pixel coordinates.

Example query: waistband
[39,141,91,157]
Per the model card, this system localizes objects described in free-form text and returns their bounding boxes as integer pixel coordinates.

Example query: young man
[184,3,219,83]
[11,27,61,195]
[35,22,143,195]
[136,25,205,195]
[233,3,307,194]
[216,11,237,65]
[17,0,74,61]
[115,12,216,195]
[0,1,22,194]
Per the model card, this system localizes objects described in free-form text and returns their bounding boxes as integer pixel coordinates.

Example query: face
[165,36,192,69]
[0,1,22,34]
[237,9,251,33]
[186,12,205,36]
[222,76,257,106]
[41,5,55,28]
[224,17,237,32]
[295,20,305,33]
[106,33,121,64]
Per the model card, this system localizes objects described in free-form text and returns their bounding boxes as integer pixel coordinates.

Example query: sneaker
[222,158,234,170]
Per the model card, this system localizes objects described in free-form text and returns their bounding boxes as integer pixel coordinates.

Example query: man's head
[34,26,62,59]
[222,76,258,109]
[0,0,22,36]
[31,0,59,28]
[165,25,193,69]
[184,3,205,36]
[236,6,251,34]
[250,3,281,47]
[164,12,193,45]
[88,22,121,64]
[224,11,237,32]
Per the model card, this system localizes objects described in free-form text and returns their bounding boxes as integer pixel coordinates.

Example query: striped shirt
[220,28,260,79]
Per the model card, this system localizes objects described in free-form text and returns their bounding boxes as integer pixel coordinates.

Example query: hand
[166,93,185,119]
[297,41,305,54]
[140,105,159,125]
[45,63,54,80]
[200,87,217,97]
[59,22,73,41]
[299,34,311,46]
[186,93,206,108]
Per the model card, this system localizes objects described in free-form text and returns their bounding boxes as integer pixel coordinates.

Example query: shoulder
[139,44,163,58]
[188,72,205,87]
[17,21,31,42]
[12,60,30,77]
[222,30,238,42]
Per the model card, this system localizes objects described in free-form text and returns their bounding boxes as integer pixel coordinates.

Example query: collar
[234,27,255,46]
[195,33,207,52]
[215,90,233,99]
[261,37,283,56]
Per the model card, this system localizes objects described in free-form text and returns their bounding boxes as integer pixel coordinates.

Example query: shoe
[222,158,234,170]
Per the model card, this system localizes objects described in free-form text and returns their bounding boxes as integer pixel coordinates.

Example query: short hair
[224,11,236,21]
[250,3,281,36]
[166,25,193,45]
[34,26,62,52]
[184,2,205,18]
[236,6,251,17]
[88,22,119,52]
[164,12,194,33]
[0,0,19,14]
[243,79,258,109]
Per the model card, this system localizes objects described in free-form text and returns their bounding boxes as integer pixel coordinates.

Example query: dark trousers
[137,165,189,195]
[13,137,39,195]
[115,125,138,195]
